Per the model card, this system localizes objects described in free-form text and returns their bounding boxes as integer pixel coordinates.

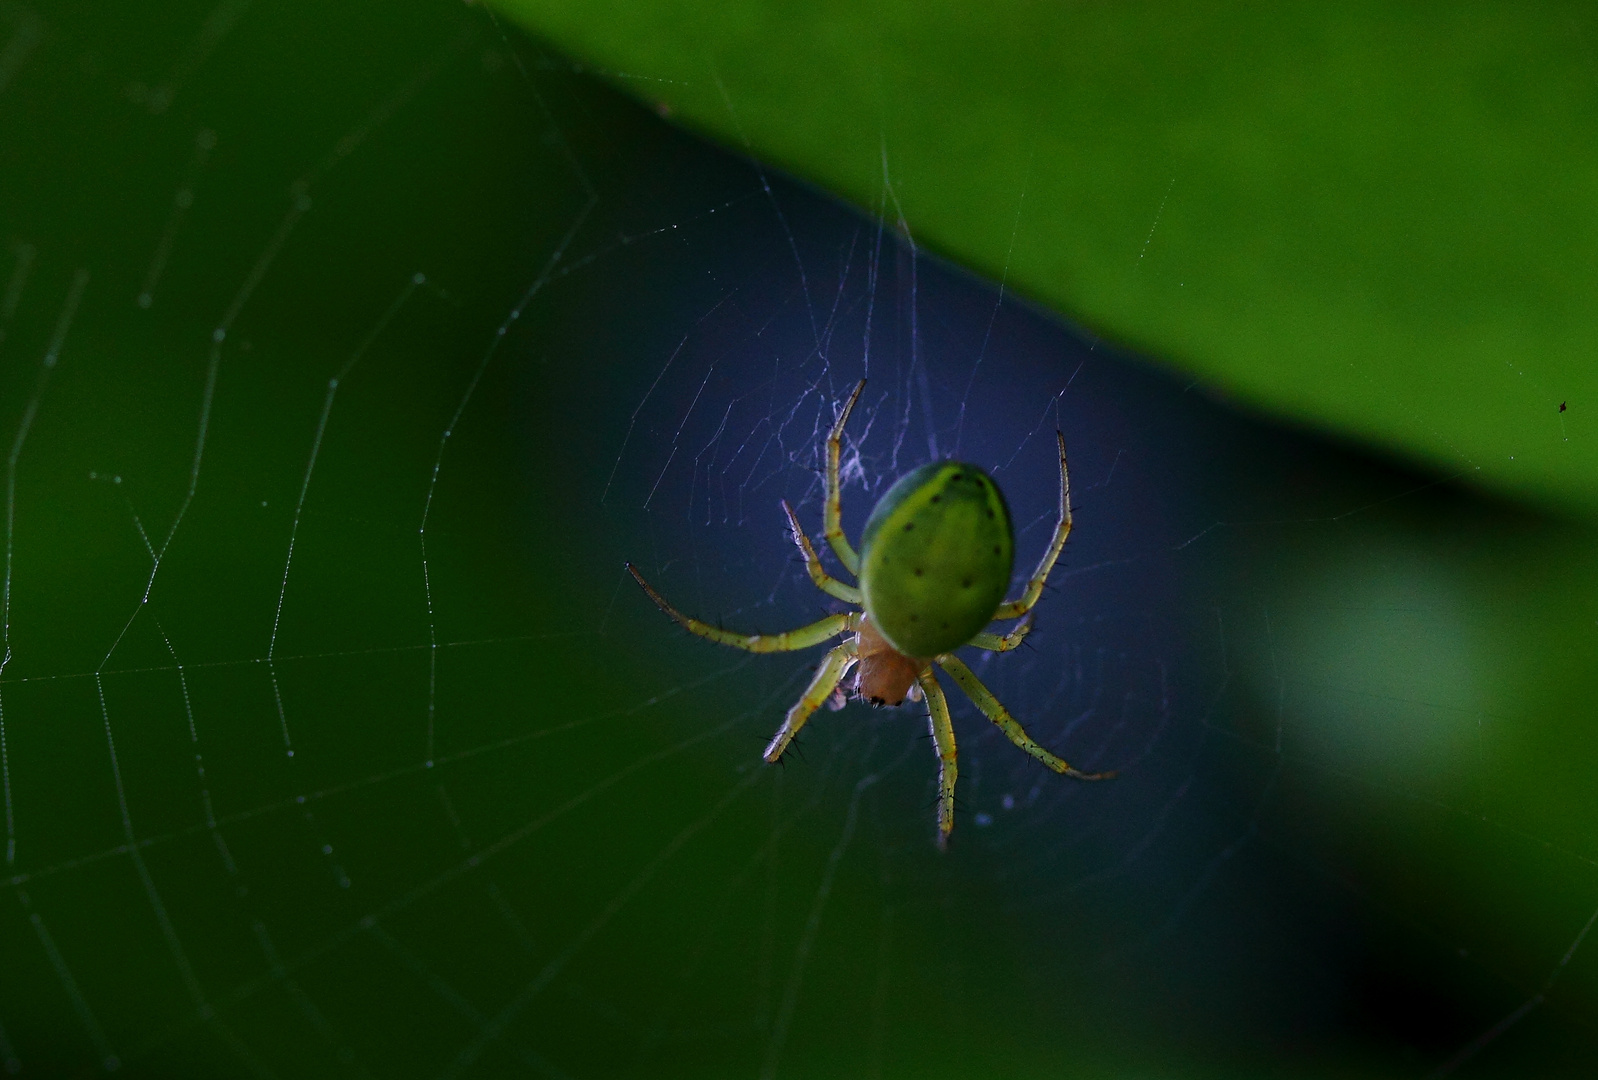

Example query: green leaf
[497,0,1598,516]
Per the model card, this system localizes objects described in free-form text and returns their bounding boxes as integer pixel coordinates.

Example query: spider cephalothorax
[849,613,922,707]
[627,380,1113,847]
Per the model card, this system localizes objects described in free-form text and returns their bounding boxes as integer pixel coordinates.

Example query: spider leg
[824,379,866,576]
[937,654,1114,780]
[968,611,1035,653]
[993,430,1071,620]
[763,640,859,762]
[918,669,958,849]
[782,500,861,604]
[627,564,856,653]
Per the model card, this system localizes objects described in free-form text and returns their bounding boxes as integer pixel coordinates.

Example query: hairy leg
[994,431,1071,620]
[919,670,958,849]
[782,500,861,604]
[938,654,1113,780]
[824,380,865,575]
[628,564,855,652]
[969,612,1033,653]
[763,641,858,762]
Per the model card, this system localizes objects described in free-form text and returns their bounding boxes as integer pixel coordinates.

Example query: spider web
[0,2,1595,1077]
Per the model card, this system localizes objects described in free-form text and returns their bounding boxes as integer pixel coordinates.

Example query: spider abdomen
[857,461,1014,658]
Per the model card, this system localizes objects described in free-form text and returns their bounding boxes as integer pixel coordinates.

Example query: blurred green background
[1,2,1595,1077]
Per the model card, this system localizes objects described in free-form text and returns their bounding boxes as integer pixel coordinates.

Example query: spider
[626,380,1113,847]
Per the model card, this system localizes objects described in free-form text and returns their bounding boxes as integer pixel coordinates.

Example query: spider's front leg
[938,654,1114,781]
[918,669,958,849]
[763,639,858,762]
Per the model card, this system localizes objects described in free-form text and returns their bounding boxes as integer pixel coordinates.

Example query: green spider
[626,380,1113,847]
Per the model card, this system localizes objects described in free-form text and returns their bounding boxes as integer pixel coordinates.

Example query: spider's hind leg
[994,431,1072,620]
[824,379,866,575]
[782,500,860,604]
